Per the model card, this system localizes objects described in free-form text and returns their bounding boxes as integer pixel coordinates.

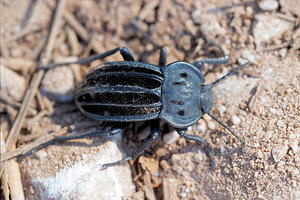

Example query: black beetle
[34,23,248,169]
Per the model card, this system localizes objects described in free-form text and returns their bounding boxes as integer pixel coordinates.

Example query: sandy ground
[1,0,299,199]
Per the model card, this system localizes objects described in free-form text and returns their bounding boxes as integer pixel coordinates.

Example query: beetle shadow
[32,102,124,150]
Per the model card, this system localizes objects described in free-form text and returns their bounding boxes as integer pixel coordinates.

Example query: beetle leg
[175,128,216,168]
[37,47,134,70]
[159,48,167,67]
[193,40,228,71]
[19,122,130,160]
[100,120,160,170]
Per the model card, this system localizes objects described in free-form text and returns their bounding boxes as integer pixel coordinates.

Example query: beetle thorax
[160,62,205,128]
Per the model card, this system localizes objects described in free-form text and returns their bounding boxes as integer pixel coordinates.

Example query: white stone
[259,0,279,11]
[253,14,293,50]
[232,115,241,125]
[276,120,285,128]
[289,140,298,154]
[0,64,26,101]
[269,108,277,115]
[191,10,202,24]
[196,119,207,133]
[217,105,226,115]
[207,121,216,130]
[29,138,134,199]
[41,65,77,102]
[242,50,256,62]
[272,145,288,162]
[163,130,180,144]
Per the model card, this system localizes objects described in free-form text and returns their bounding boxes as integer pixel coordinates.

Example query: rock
[217,105,226,115]
[0,64,26,101]
[242,50,256,62]
[276,120,285,128]
[196,119,207,133]
[259,0,279,11]
[163,178,179,200]
[207,121,215,130]
[139,156,159,177]
[24,137,134,199]
[191,10,202,24]
[2,57,35,75]
[271,145,288,162]
[256,149,264,159]
[232,115,241,125]
[163,130,180,144]
[269,108,277,115]
[253,14,293,50]
[40,64,79,103]
[201,14,226,37]
[289,139,298,154]
[279,0,300,17]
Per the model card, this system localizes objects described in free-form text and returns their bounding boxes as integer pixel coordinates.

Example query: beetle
[35,47,248,169]
[32,22,248,169]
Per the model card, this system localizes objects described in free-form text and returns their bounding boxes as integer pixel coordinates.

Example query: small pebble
[217,105,226,115]
[291,168,299,177]
[224,167,230,174]
[163,130,180,144]
[276,161,284,170]
[36,150,48,159]
[254,143,260,148]
[253,14,293,50]
[160,160,171,172]
[279,48,287,57]
[191,10,202,24]
[179,192,187,198]
[269,108,277,115]
[272,145,288,162]
[289,140,298,154]
[1,65,26,101]
[207,121,215,130]
[196,119,207,133]
[220,146,225,153]
[250,160,255,168]
[258,0,279,11]
[276,120,285,128]
[238,58,248,65]
[41,66,76,102]
[196,153,203,161]
[256,149,264,159]
[242,50,256,62]
[232,115,241,125]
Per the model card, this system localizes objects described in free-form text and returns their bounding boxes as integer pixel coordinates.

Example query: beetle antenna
[206,112,245,145]
[208,62,249,88]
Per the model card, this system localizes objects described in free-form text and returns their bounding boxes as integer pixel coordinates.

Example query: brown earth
[1,0,299,199]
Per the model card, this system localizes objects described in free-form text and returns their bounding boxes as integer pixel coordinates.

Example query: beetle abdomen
[75,61,163,122]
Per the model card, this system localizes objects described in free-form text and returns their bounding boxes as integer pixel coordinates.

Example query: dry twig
[1,1,68,199]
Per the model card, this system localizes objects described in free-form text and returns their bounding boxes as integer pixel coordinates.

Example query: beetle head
[199,85,213,114]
